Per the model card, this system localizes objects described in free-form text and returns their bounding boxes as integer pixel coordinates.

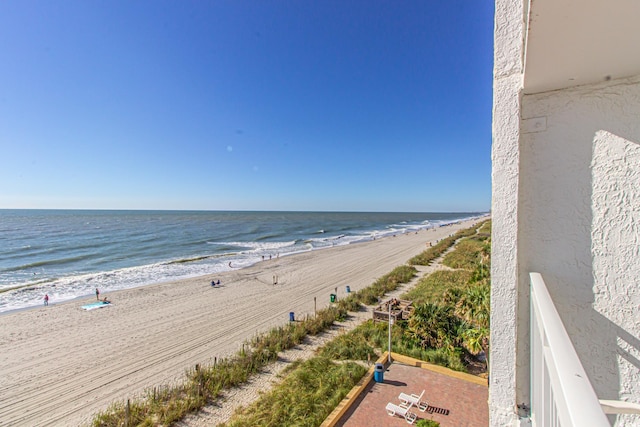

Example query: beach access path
[176,263,441,427]
[0,218,480,427]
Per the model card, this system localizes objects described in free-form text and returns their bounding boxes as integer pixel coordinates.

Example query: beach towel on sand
[81,301,112,310]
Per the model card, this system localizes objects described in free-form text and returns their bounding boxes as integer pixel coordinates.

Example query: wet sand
[0,218,482,426]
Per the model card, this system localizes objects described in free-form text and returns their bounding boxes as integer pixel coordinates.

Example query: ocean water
[0,210,485,313]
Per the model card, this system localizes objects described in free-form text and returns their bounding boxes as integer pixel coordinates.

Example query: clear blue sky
[0,1,494,212]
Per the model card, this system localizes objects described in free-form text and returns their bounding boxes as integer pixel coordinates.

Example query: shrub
[319,331,376,360]
[416,419,441,427]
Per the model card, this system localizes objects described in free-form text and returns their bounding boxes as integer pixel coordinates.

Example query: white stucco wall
[490,0,525,425]
[493,1,640,424]
[592,130,640,427]
[519,75,640,426]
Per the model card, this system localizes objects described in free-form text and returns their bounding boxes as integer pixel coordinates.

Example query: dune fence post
[124,398,130,427]
[314,297,317,315]
[195,364,202,397]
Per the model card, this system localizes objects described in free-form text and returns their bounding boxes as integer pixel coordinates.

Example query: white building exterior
[491,0,640,426]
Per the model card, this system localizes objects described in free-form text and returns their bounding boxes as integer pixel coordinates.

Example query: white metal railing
[529,272,610,427]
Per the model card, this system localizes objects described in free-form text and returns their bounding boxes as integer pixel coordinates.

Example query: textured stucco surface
[519,75,640,426]
[490,0,524,425]
[592,129,640,427]
[493,0,640,424]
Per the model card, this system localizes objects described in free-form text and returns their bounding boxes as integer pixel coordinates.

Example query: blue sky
[0,1,494,212]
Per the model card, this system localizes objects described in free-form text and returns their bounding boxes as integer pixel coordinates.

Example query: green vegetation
[219,357,366,427]
[91,265,416,426]
[416,419,441,427]
[403,220,491,372]
[403,270,473,306]
[408,225,479,266]
[349,265,417,306]
[320,219,492,374]
[92,305,350,427]
[319,320,467,372]
[91,220,490,426]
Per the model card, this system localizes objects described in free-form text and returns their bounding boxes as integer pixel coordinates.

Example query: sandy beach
[0,218,481,426]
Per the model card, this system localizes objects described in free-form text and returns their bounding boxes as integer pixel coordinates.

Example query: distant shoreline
[0,211,488,314]
[0,217,485,425]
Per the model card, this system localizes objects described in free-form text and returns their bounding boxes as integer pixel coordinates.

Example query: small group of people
[96,288,110,303]
[211,279,221,287]
[43,289,110,307]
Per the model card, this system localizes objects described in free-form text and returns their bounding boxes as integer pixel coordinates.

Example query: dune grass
[320,316,468,373]
[91,265,416,427]
[349,264,417,306]
[91,221,487,426]
[219,357,367,427]
[402,270,473,306]
[408,224,481,266]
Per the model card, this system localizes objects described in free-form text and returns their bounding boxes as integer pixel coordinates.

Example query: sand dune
[0,218,481,426]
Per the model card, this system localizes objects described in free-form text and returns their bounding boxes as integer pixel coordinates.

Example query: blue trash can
[346,285,351,293]
[289,312,295,322]
[374,363,385,382]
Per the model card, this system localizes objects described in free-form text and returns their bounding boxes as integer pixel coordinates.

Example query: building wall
[519,75,640,426]
[490,0,525,424]
[493,1,640,424]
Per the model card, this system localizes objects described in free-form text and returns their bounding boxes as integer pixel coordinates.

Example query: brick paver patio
[335,361,488,427]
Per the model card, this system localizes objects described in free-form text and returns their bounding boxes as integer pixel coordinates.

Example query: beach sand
[0,218,481,426]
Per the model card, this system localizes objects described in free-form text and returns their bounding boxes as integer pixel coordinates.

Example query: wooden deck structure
[372,298,414,323]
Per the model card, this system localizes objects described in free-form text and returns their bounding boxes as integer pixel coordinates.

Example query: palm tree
[407,303,461,349]
[455,283,489,328]
[456,283,490,369]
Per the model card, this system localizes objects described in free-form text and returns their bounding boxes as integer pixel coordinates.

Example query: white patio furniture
[398,389,428,412]
[386,401,418,424]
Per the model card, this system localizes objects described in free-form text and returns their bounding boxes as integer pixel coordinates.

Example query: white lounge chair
[386,401,418,424]
[398,389,428,412]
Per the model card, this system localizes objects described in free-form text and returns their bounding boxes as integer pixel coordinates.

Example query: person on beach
[102,296,110,304]
[96,288,100,301]
[43,294,49,306]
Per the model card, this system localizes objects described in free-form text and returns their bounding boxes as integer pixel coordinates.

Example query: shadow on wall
[591,130,640,426]
[517,77,640,419]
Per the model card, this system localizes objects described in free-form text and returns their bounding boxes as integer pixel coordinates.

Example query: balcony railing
[529,272,610,427]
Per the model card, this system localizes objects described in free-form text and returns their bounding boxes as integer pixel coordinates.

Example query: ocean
[0,210,485,313]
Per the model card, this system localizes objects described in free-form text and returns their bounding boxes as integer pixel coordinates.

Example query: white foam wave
[216,241,297,251]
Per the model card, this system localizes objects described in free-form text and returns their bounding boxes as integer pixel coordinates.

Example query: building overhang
[523,0,640,94]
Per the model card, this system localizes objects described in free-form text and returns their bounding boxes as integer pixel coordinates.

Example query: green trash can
[330,293,336,303]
